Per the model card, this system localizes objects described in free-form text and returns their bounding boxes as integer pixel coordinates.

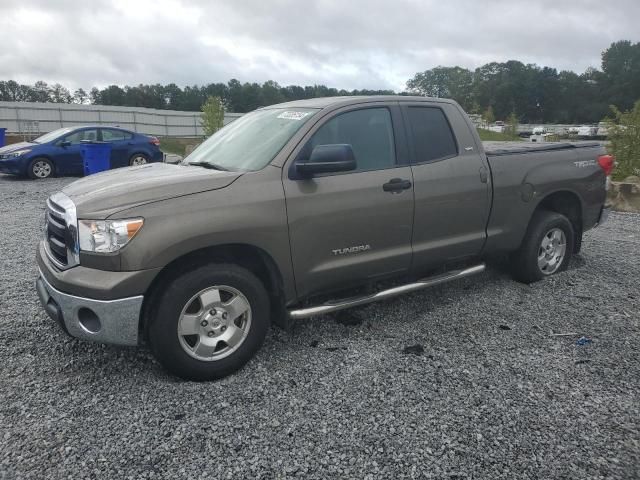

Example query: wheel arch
[140,243,288,339]
[27,155,58,176]
[531,190,583,253]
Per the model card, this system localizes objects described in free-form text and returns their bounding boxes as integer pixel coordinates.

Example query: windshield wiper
[187,161,229,171]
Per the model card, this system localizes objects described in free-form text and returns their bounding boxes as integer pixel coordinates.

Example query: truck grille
[46,199,68,265]
[44,193,78,269]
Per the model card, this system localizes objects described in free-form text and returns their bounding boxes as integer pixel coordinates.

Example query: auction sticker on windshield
[277,111,311,120]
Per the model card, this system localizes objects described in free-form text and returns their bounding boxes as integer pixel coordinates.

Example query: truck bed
[483,141,601,156]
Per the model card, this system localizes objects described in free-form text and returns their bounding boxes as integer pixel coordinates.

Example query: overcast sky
[0,0,638,92]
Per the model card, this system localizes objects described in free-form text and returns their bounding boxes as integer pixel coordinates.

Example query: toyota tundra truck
[35,96,613,380]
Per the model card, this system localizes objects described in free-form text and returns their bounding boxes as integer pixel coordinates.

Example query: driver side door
[283,103,414,298]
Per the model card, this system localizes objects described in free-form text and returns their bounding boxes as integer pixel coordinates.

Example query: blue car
[0,126,164,179]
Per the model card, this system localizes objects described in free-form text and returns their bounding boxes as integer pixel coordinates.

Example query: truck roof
[262,95,458,110]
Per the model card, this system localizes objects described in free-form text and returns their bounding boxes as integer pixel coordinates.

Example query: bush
[605,100,640,180]
[505,112,519,137]
[201,96,224,137]
[476,128,521,141]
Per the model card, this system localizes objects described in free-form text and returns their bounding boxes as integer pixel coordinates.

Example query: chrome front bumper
[36,270,143,346]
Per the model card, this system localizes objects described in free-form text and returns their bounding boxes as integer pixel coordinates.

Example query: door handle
[383,178,412,192]
[479,166,488,183]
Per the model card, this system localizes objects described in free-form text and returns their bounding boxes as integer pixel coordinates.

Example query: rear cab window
[405,106,458,163]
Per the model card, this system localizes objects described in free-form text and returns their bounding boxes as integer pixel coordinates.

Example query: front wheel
[27,158,54,179]
[511,210,574,283]
[148,264,270,381]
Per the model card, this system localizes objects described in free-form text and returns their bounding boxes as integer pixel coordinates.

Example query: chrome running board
[288,263,485,320]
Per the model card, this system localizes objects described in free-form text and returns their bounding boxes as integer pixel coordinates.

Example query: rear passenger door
[56,128,98,174]
[401,102,491,272]
[283,103,414,298]
[100,128,133,168]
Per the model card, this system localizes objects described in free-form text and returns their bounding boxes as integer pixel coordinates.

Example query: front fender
[112,169,298,303]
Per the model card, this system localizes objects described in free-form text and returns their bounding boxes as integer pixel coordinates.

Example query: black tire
[27,157,54,179]
[511,210,574,284]
[148,263,270,381]
[129,153,149,166]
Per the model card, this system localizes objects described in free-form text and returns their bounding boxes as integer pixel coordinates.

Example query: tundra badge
[574,160,596,168]
[332,245,371,256]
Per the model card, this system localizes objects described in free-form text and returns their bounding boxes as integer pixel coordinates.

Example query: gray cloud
[0,0,638,91]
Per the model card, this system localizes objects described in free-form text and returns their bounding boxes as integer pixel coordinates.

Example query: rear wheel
[27,158,54,179]
[148,264,270,381]
[129,154,149,166]
[511,210,574,283]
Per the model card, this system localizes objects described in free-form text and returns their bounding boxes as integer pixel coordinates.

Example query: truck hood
[0,142,36,154]
[62,163,242,218]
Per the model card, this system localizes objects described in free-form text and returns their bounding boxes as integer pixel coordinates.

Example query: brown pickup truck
[36,96,613,380]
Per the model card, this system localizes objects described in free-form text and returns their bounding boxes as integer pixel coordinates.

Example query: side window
[307,107,396,172]
[406,107,457,163]
[102,129,131,142]
[63,129,98,145]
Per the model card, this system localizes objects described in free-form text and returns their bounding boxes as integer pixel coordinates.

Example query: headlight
[78,218,144,253]
[0,149,31,159]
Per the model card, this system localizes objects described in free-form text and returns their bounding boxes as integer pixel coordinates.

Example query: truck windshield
[184,107,319,171]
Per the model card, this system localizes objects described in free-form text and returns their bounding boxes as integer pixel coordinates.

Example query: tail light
[148,136,160,146]
[597,154,615,176]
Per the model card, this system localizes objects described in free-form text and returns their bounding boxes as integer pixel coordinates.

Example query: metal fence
[0,101,242,138]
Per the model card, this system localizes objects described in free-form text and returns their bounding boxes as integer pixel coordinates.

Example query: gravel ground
[1,174,639,479]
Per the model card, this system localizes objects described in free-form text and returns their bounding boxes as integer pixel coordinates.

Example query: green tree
[505,112,519,136]
[483,106,495,125]
[32,81,50,102]
[89,87,101,104]
[180,85,206,111]
[601,41,640,112]
[0,80,31,101]
[49,83,72,103]
[73,88,88,104]
[605,101,640,180]
[473,61,538,122]
[226,79,244,112]
[261,80,284,106]
[406,66,474,111]
[201,96,225,137]
[98,85,126,105]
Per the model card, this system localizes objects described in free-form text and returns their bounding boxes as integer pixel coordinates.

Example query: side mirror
[59,140,71,147]
[296,144,356,177]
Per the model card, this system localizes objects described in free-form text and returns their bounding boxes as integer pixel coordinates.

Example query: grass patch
[158,137,201,156]
[477,128,522,141]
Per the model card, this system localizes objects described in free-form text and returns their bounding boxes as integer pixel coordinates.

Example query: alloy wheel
[177,285,252,361]
[537,227,566,275]
[32,160,52,178]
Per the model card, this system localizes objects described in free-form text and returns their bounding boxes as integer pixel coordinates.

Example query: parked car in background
[577,125,598,137]
[0,126,163,179]
[488,120,505,133]
[596,122,610,137]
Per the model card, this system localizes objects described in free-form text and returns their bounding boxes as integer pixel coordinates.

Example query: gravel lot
[1,174,639,479]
